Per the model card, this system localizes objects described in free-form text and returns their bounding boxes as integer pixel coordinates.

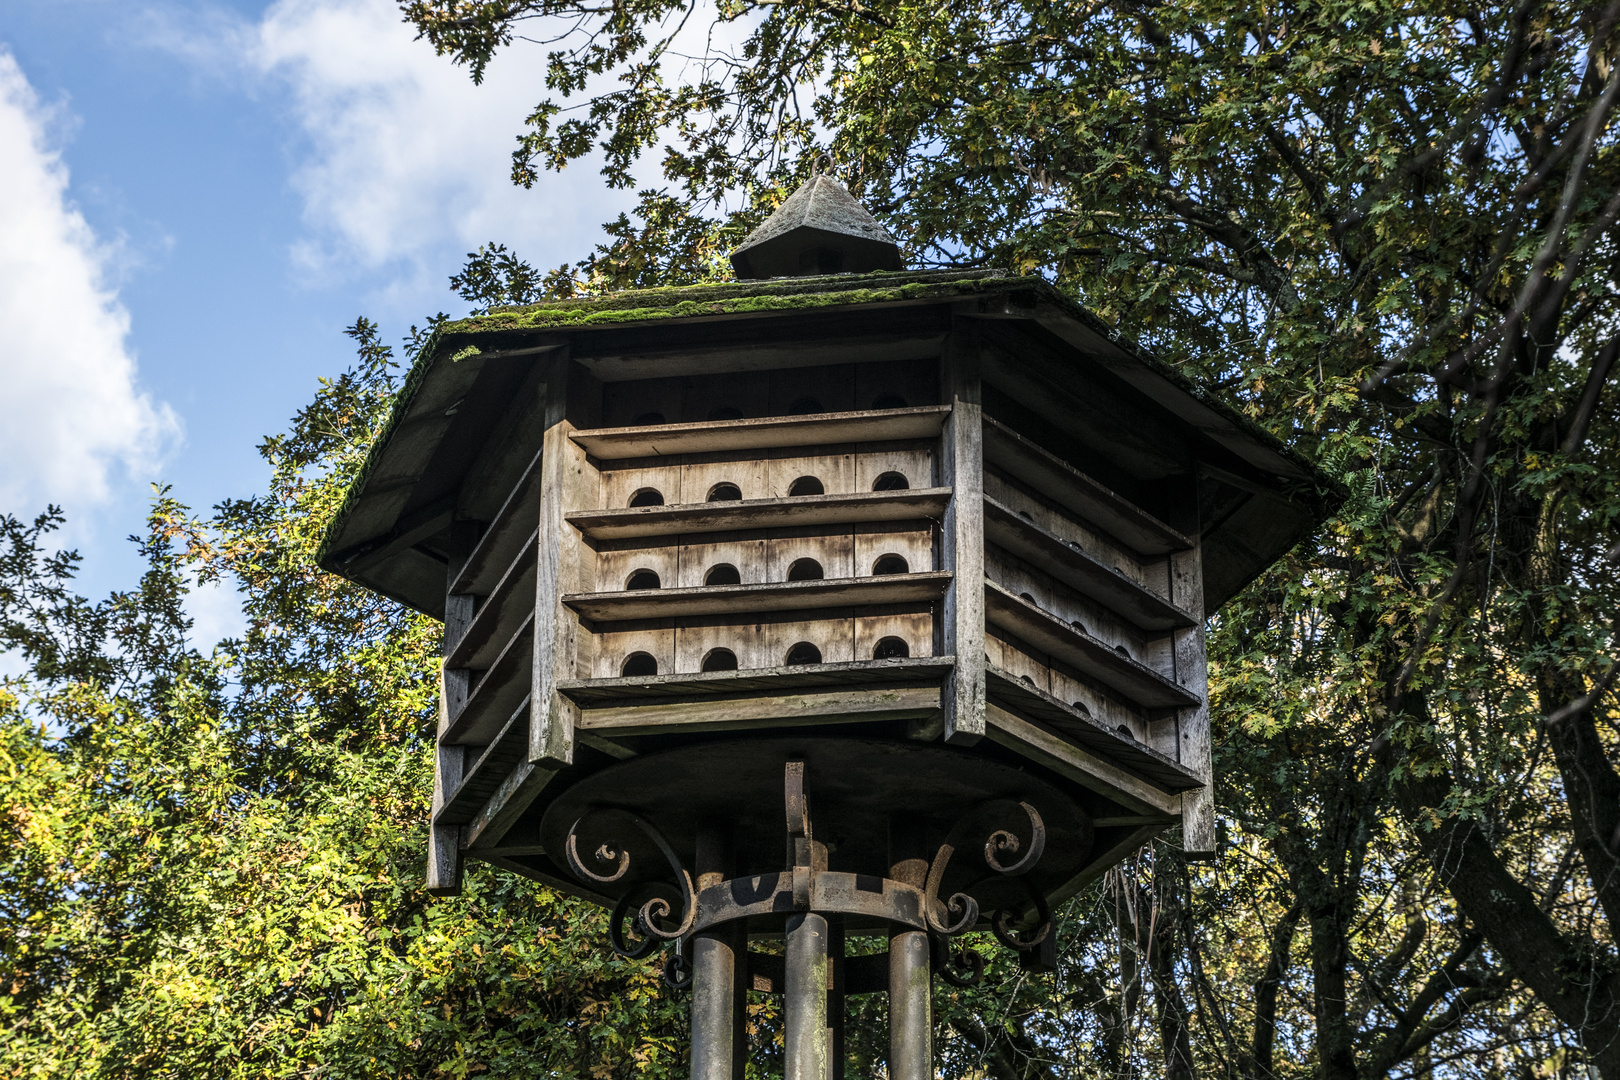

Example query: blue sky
[1,0,647,642]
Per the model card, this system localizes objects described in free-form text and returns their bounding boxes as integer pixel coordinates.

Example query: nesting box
[318,263,1333,910]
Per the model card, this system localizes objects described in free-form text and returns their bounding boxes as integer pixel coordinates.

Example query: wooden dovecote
[318,268,1337,902]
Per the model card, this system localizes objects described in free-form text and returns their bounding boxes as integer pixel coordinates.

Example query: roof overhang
[318,270,1342,617]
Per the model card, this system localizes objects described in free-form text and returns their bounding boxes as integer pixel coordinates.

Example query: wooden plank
[578,685,941,738]
[444,531,538,670]
[567,488,950,541]
[1171,532,1214,856]
[533,355,595,767]
[437,696,530,825]
[430,536,479,897]
[558,657,953,704]
[1046,824,1168,906]
[983,581,1199,709]
[570,406,950,459]
[984,703,1180,816]
[982,416,1190,556]
[455,357,549,519]
[442,613,534,745]
[450,446,544,596]
[562,571,950,622]
[464,758,559,850]
[941,325,986,744]
[575,331,949,383]
[984,667,1202,792]
[328,497,455,577]
[576,731,638,760]
[983,497,1195,633]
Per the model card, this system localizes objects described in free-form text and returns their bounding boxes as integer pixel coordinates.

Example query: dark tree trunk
[1391,722,1620,1079]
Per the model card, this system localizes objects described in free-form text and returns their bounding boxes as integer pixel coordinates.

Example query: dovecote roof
[317,269,1341,619]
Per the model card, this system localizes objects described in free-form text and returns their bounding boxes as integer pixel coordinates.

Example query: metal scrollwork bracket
[564,808,697,959]
[922,799,1053,962]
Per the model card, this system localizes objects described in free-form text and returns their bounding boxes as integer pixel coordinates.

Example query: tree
[405,0,1620,1074]
[0,321,687,1079]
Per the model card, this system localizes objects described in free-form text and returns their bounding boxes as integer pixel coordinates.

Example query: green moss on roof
[448,269,1017,333]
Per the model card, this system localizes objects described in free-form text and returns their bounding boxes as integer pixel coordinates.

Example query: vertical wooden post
[1170,533,1213,855]
[429,522,481,895]
[533,353,596,767]
[940,321,985,745]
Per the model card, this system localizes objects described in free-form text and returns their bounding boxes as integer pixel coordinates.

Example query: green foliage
[399,0,1620,1075]
[0,321,686,1079]
[7,0,1620,1075]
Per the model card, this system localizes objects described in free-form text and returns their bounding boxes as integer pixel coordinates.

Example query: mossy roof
[317,269,1342,597]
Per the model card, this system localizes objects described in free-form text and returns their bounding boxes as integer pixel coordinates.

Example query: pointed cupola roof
[730,173,905,279]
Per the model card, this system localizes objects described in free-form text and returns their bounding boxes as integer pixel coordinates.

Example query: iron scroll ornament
[564,809,697,957]
[922,799,1047,937]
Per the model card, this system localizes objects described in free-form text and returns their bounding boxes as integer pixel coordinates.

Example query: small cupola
[730,171,905,279]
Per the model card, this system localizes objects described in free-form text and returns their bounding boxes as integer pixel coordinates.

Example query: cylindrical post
[784,911,831,1080]
[828,917,846,1080]
[692,820,741,1080]
[888,818,932,1080]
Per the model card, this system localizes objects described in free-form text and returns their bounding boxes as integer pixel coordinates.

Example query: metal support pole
[888,818,932,1080]
[828,917,845,1080]
[785,911,831,1080]
[692,820,742,1080]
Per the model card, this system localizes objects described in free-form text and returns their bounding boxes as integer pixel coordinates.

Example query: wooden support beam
[450,446,544,596]
[326,496,456,577]
[569,405,950,459]
[983,666,1202,792]
[429,522,482,896]
[441,613,534,745]
[982,581,1200,709]
[940,323,986,745]
[533,353,595,768]
[578,685,942,738]
[982,496,1196,632]
[444,532,539,670]
[1046,823,1169,907]
[463,757,559,851]
[1171,530,1214,856]
[562,572,950,623]
[983,702,1180,816]
[436,696,531,824]
[558,656,952,705]
[566,489,950,542]
[980,417,1191,557]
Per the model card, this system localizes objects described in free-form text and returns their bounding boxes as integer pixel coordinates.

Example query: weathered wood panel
[533,354,596,767]
[578,685,942,738]
[564,572,951,622]
[573,406,950,458]
[982,498,1193,632]
[982,581,1198,709]
[981,415,1190,556]
[568,489,950,541]
[940,325,986,744]
[983,702,1180,816]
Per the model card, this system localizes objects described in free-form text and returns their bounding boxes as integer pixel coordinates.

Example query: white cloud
[0,49,178,513]
[247,0,637,280]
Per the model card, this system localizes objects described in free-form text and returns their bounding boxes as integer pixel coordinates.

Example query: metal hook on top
[814,153,834,177]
